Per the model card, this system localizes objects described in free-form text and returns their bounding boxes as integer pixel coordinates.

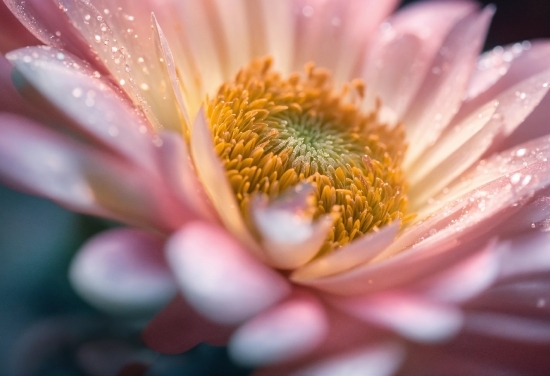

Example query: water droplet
[302,5,314,17]
[119,79,126,86]
[56,52,65,60]
[84,14,91,21]
[94,35,101,42]
[516,148,527,157]
[111,46,118,53]
[510,172,522,184]
[72,88,83,98]
[537,298,546,308]
[140,83,149,91]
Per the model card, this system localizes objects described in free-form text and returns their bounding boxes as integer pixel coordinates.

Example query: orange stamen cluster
[207,57,410,255]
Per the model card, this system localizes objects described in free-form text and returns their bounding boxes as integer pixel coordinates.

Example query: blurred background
[0,0,548,375]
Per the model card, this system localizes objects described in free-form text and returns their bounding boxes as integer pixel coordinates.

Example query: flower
[1,0,549,374]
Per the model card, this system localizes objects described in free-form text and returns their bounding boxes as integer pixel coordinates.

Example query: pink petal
[69,228,176,315]
[166,222,291,325]
[363,0,477,118]
[419,238,502,303]
[151,14,191,129]
[4,0,100,63]
[291,221,400,281]
[469,277,550,319]
[155,131,217,222]
[403,7,493,166]
[251,183,334,269]
[335,292,463,343]
[7,46,157,172]
[465,312,550,343]
[190,108,264,258]
[291,342,405,376]
[423,134,550,216]
[142,295,232,354]
[407,99,497,189]
[293,0,398,82]
[0,1,38,52]
[0,113,185,230]
[57,0,181,132]
[229,292,328,366]
[498,230,550,280]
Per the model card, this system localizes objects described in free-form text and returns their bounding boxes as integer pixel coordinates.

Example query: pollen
[207,57,410,255]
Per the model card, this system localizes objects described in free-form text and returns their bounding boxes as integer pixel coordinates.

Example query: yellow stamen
[207,57,410,256]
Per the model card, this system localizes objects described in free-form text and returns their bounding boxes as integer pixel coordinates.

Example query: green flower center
[207,57,410,256]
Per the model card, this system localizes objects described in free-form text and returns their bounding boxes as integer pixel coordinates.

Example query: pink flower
[1,0,549,374]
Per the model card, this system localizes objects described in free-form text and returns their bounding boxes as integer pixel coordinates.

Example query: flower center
[207,57,409,255]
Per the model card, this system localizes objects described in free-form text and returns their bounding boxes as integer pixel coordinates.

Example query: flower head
[1,0,549,374]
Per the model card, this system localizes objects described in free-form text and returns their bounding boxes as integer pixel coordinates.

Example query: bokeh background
[0,0,548,375]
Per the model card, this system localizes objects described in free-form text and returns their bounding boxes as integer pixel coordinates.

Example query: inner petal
[206,57,411,258]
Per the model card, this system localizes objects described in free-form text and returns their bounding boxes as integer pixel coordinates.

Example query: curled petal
[291,221,400,281]
[252,183,334,269]
[69,228,176,315]
[166,222,292,325]
[229,293,328,366]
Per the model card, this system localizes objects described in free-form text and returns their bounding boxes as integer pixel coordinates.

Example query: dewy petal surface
[166,222,291,325]
[69,228,176,315]
[57,0,182,131]
[363,0,477,119]
[7,46,157,172]
[403,6,493,166]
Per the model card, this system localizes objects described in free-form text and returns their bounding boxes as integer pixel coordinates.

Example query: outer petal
[3,0,100,63]
[363,0,477,119]
[409,68,550,207]
[166,222,292,325]
[334,293,463,343]
[69,228,176,315]
[0,1,38,52]
[57,0,182,132]
[291,342,405,376]
[403,7,493,166]
[0,113,184,230]
[7,46,157,172]
[142,295,232,354]
[498,230,550,280]
[229,292,328,367]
